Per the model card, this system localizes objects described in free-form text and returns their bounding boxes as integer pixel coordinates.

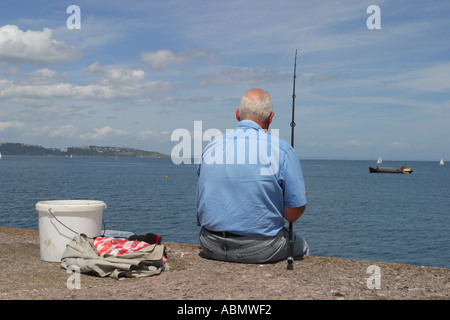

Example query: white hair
[238,89,273,122]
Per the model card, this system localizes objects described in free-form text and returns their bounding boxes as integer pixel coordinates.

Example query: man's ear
[268,112,274,124]
[236,108,240,121]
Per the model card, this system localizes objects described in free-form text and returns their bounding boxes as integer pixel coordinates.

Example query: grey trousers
[199,227,309,264]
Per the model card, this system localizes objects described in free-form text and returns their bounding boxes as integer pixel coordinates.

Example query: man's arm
[284,205,306,223]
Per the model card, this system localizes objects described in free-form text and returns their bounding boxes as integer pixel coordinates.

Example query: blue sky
[0,0,449,161]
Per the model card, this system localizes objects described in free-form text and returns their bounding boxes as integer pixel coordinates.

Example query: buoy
[165,176,168,178]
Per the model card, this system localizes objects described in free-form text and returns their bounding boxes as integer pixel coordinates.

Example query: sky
[0,0,449,161]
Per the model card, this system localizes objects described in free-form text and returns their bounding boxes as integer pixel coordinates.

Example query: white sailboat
[439,158,444,165]
[377,156,382,164]
[0,151,2,159]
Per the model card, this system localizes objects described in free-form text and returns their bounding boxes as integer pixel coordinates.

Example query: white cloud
[1,66,18,76]
[79,126,129,140]
[0,25,81,65]
[0,120,26,138]
[389,141,410,149]
[199,66,287,86]
[391,63,450,93]
[27,124,79,138]
[137,130,158,140]
[0,65,173,104]
[24,105,90,121]
[21,68,59,85]
[87,62,146,83]
[0,120,25,131]
[174,0,375,56]
[87,61,101,73]
[85,62,174,101]
[47,124,79,138]
[140,48,208,71]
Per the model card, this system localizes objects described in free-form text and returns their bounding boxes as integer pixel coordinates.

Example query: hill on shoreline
[0,142,169,158]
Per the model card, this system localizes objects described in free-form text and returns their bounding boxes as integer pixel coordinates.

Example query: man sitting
[196,88,309,264]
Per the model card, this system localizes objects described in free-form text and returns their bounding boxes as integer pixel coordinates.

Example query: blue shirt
[196,120,306,237]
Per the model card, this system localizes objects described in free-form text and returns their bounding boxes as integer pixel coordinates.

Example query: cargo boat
[369,166,413,174]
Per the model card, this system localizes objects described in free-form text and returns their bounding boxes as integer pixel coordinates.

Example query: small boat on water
[369,166,413,174]
[439,158,444,166]
[377,156,382,164]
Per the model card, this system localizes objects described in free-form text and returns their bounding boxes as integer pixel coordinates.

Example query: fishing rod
[287,49,298,271]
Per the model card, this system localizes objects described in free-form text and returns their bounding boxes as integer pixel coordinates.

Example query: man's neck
[240,117,269,130]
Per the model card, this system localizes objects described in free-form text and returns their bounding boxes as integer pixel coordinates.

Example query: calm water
[0,156,448,269]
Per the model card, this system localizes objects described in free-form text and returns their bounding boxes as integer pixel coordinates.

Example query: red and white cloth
[94,237,151,257]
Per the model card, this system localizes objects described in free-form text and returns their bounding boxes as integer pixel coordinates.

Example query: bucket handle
[47,208,107,237]
[48,208,79,235]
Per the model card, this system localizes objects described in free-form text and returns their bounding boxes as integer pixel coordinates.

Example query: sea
[0,155,448,269]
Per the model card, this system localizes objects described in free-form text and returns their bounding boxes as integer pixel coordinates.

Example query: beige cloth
[60,234,168,280]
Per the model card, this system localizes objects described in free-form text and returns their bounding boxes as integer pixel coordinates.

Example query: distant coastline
[0,142,169,158]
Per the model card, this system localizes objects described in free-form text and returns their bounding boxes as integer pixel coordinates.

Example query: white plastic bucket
[36,200,107,262]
